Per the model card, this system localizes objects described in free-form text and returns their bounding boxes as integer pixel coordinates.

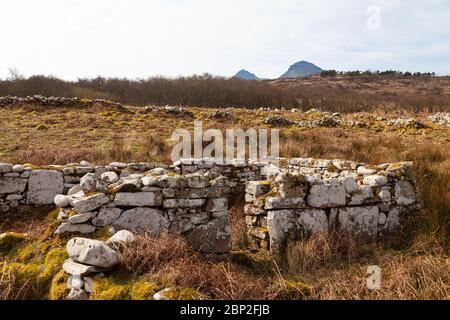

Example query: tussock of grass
[0,247,67,300]
[119,233,292,300]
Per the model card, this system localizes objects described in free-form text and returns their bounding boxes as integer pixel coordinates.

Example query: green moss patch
[231,250,276,275]
[0,232,27,253]
[131,281,161,300]
[49,270,70,300]
[90,275,132,300]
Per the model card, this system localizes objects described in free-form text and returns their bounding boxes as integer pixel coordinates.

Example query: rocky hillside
[280,61,323,78]
[234,69,259,80]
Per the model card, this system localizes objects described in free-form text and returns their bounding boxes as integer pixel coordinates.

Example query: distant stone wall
[245,159,420,253]
[0,95,124,109]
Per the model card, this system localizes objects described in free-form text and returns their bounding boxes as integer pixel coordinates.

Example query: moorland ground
[0,76,449,300]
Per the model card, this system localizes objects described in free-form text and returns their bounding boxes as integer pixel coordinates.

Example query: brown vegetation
[119,233,292,300]
[1,74,449,112]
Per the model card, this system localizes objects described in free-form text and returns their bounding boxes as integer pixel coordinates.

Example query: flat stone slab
[54,222,97,235]
[306,184,346,208]
[267,209,297,253]
[68,212,97,224]
[0,177,27,194]
[92,207,122,227]
[114,192,162,207]
[67,237,120,268]
[73,193,109,213]
[26,170,64,205]
[186,217,231,253]
[395,180,416,205]
[63,258,104,276]
[163,198,205,209]
[298,209,329,234]
[265,197,305,209]
[112,207,169,235]
[338,206,379,238]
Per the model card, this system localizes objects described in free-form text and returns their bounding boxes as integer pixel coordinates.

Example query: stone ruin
[427,112,450,126]
[245,158,420,253]
[0,95,124,110]
[139,105,195,118]
[0,158,420,256]
[55,170,234,255]
[264,111,343,128]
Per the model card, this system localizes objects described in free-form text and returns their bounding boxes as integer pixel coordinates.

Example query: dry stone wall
[245,159,420,253]
[54,169,234,254]
[0,161,237,254]
[0,95,124,109]
[0,159,268,214]
[0,162,172,214]
[1,157,421,255]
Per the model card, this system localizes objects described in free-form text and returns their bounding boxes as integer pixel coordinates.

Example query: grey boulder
[66,237,120,268]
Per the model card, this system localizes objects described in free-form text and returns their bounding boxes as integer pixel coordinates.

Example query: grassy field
[0,103,448,165]
[0,97,449,300]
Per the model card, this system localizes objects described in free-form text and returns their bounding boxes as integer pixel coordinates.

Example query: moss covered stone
[274,277,311,299]
[41,248,68,281]
[17,243,37,262]
[49,270,70,300]
[92,225,115,241]
[0,232,27,253]
[131,281,161,300]
[90,276,132,300]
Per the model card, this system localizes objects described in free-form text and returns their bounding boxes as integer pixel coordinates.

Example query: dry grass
[310,253,450,299]
[284,231,361,275]
[120,233,292,300]
[0,264,20,300]
[281,231,450,300]
[0,102,447,165]
[120,233,197,276]
[229,204,251,250]
[116,228,450,300]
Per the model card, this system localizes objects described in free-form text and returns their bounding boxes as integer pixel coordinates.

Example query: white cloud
[0,0,449,79]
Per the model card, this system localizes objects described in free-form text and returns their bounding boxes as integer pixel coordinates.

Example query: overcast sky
[0,0,449,80]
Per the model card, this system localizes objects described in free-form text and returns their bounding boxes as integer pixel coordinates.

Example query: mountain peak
[234,69,259,80]
[280,61,322,78]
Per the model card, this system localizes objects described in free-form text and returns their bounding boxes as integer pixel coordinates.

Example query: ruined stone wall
[0,159,271,214]
[0,95,124,109]
[1,158,420,255]
[53,169,234,254]
[175,158,270,187]
[0,162,172,214]
[0,161,236,254]
[245,159,420,253]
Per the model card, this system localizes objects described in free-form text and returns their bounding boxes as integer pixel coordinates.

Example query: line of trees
[0,73,302,108]
[0,71,447,112]
[321,70,436,77]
